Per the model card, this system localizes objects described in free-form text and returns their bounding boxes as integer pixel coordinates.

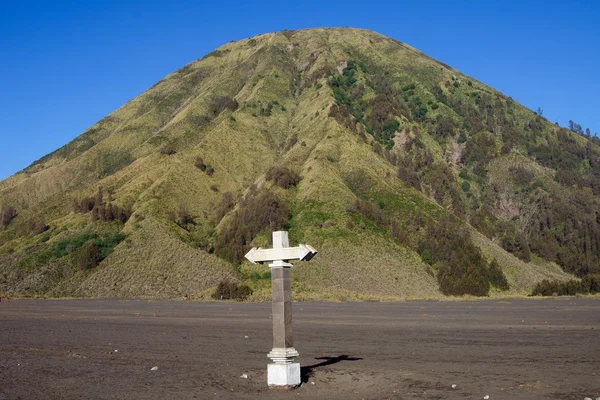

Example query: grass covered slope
[0,28,593,300]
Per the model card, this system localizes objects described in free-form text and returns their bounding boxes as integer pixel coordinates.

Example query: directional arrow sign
[245,244,317,264]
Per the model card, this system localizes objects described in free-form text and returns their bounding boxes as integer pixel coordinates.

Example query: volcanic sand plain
[1,298,599,399]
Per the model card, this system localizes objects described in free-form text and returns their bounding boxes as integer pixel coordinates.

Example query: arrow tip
[244,248,258,264]
[299,244,317,261]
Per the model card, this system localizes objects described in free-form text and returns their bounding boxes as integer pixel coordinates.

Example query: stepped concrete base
[267,363,300,387]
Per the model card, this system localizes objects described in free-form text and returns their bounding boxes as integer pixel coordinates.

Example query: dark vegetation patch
[210,96,238,116]
[343,61,600,282]
[1,206,17,227]
[194,157,214,176]
[353,199,387,228]
[531,275,600,296]
[488,258,510,290]
[53,232,124,261]
[465,131,497,178]
[215,192,236,223]
[350,195,507,296]
[159,144,177,155]
[78,241,103,270]
[215,186,289,264]
[327,59,459,151]
[28,219,49,235]
[195,157,206,171]
[248,100,278,117]
[265,167,301,189]
[497,221,531,263]
[73,188,132,223]
[6,231,127,275]
[169,204,195,230]
[95,150,134,178]
[328,61,407,149]
[419,216,491,296]
[211,280,252,300]
[53,233,99,258]
[305,65,334,89]
[344,170,373,199]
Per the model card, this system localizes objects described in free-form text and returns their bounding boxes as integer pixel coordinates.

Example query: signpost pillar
[267,231,299,386]
[244,230,317,387]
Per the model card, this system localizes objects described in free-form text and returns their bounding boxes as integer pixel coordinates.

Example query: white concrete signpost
[244,231,317,387]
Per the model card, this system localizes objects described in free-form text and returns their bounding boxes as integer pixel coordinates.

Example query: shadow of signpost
[301,354,363,383]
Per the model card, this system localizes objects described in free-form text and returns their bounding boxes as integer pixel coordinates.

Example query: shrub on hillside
[531,279,581,296]
[215,186,289,264]
[391,218,409,245]
[531,274,600,296]
[74,187,132,223]
[466,130,497,174]
[29,220,49,235]
[195,157,207,171]
[355,199,386,227]
[435,115,455,138]
[210,96,238,116]
[211,280,252,300]
[500,224,531,262]
[1,206,17,227]
[54,233,99,258]
[396,158,421,190]
[419,216,490,296]
[170,204,195,228]
[437,256,490,297]
[215,192,236,223]
[74,195,96,213]
[265,166,301,189]
[78,241,103,270]
[193,155,215,175]
[54,232,124,260]
[159,145,177,155]
[488,258,510,290]
[582,274,600,293]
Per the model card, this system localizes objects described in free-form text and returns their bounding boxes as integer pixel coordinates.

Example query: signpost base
[268,347,300,387]
[268,363,300,387]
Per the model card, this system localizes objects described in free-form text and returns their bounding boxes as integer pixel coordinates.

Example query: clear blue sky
[1,0,599,180]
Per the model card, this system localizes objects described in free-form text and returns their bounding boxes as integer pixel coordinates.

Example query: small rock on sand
[151,366,158,371]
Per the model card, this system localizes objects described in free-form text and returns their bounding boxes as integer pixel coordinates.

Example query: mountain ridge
[1,27,595,300]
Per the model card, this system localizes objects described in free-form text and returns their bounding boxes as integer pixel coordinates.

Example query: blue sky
[1,0,599,180]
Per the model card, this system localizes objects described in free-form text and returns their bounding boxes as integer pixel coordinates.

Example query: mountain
[1,27,596,300]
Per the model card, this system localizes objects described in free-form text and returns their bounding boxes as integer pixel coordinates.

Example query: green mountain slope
[1,28,595,300]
